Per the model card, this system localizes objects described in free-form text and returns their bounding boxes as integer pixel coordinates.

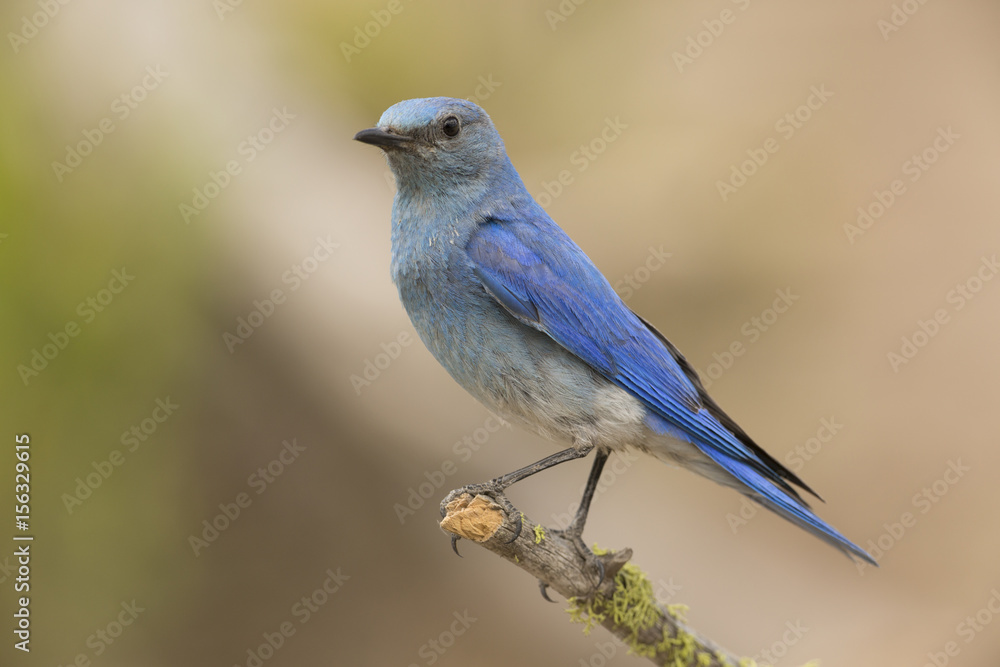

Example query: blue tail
[711,451,877,566]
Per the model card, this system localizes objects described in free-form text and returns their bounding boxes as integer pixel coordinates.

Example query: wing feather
[466,218,805,495]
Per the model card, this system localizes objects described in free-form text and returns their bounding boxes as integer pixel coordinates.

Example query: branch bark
[439,492,748,667]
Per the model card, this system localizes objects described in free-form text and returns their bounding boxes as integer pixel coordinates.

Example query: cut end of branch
[439,494,504,542]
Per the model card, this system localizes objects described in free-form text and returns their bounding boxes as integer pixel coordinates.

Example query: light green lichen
[716,650,734,666]
[533,524,545,544]
[667,603,690,619]
[567,551,686,659]
[566,552,770,667]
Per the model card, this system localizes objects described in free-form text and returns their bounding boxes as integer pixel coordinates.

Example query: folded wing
[467,215,875,564]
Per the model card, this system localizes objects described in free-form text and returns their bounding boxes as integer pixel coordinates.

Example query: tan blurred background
[2,1,999,665]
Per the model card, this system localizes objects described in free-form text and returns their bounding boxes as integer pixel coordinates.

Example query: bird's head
[354,97,512,194]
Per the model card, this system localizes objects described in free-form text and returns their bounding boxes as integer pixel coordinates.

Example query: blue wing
[467,212,876,565]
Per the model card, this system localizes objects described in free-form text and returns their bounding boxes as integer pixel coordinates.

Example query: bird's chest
[395,256,513,391]
[393,235,546,408]
[393,244,648,449]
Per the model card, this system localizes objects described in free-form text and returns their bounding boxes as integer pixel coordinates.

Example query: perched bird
[355,97,876,568]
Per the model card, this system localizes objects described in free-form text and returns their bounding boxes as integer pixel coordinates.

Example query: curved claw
[450,534,463,557]
[539,580,556,603]
[505,511,523,544]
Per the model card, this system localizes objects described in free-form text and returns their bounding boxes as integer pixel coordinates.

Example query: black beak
[354,127,412,148]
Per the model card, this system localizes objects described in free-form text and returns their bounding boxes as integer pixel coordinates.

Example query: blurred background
[2,1,999,665]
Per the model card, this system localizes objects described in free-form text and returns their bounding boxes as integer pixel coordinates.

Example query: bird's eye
[442,115,461,138]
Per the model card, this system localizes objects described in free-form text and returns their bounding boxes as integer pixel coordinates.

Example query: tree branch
[439,493,749,667]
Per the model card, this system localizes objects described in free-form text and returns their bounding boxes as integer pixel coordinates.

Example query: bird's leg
[442,444,611,598]
[548,449,609,594]
[494,441,596,488]
[562,448,608,538]
[441,443,595,551]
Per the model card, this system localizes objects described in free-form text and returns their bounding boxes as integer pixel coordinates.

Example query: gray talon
[539,580,556,603]
[506,508,522,543]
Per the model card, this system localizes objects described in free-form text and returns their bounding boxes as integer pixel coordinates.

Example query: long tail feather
[710,452,877,566]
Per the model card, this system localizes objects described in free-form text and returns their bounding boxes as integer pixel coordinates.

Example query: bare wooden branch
[440,493,748,667]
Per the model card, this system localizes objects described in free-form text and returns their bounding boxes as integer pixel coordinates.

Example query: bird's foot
[440,480,523,556]
[550,528,606,592]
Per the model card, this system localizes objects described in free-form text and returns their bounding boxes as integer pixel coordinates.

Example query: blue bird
[355,97,876,568]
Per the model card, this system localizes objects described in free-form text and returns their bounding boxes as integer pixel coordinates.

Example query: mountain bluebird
[355,97,876,569]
